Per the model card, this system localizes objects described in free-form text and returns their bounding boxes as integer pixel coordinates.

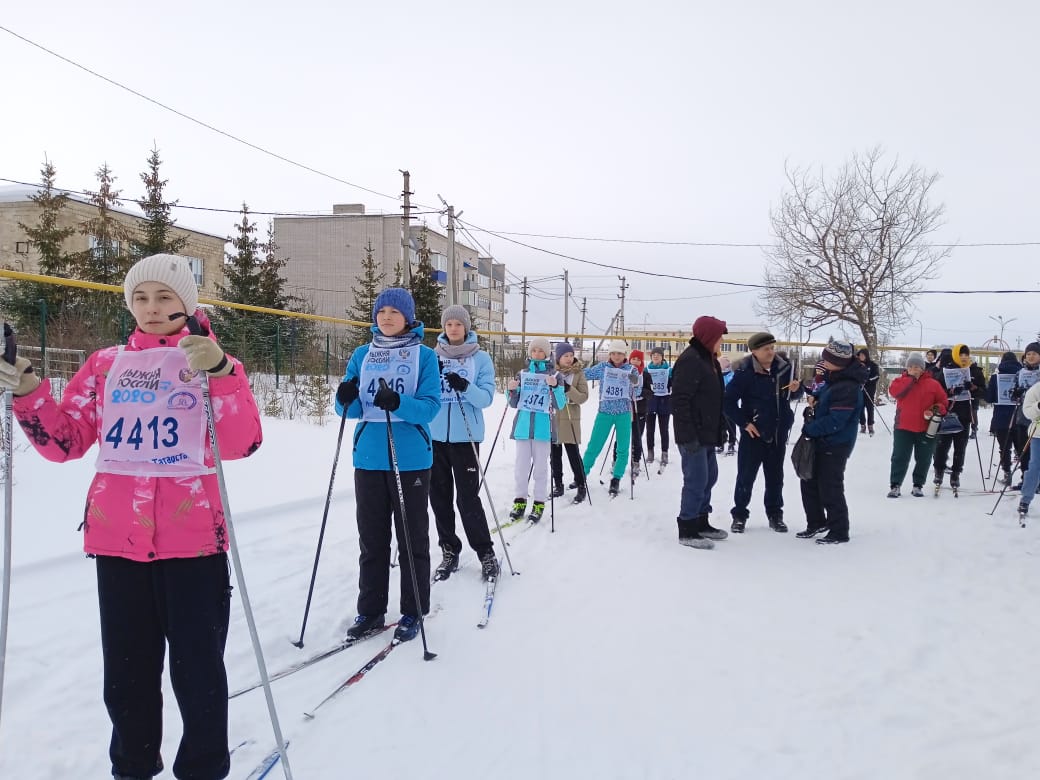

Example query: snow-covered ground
[1,396,1039,780]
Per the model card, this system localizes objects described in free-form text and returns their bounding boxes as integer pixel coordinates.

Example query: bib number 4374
[105,416,180,450]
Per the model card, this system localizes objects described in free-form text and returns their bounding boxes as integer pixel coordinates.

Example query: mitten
[337,377,360,406]
[445,372,469,392]
[373,382,401,412]
[179,336,233,376]
[0,356,40,397]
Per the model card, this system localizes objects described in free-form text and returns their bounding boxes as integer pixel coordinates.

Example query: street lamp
[989,316,1017,344]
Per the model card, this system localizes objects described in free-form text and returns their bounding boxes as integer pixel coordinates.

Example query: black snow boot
[608,477,620,497]
[573,482,588,504]
[677,519,715,550]
[550,479,565,498]
[768,514,789,533]
[696,514,728,540]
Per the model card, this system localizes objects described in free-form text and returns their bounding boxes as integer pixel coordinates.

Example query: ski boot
[949,472,960,497]
[1018,502,1028,527]
[528,501,545,523]
[550,479,565,499]
[726,445,736,456]
[632,462,641,478]
[933,469,944,497]
[887,485,901,498]
[394,615,421,642]
[479,550,500,581]
[346,613,385,641]
[660,451,669,466]
[715,445,725,454]
[573,482,588,504]
[433,547,460,581]
[509,498,527,520]
[868,426,875,437]
[860,424,867,434]
[608,477,620,497]
[646,446,655,464]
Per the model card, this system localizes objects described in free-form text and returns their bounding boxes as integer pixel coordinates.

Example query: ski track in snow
[2,404,1040,779]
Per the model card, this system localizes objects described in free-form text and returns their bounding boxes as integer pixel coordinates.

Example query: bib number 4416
[105,416,180,450]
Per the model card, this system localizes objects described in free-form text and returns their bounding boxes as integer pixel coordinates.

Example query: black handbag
[791,431,816,481]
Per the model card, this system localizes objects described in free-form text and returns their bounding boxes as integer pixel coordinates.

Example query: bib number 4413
[105,416,180,450]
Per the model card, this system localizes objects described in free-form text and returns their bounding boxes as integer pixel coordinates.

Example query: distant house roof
[0,184,226,241]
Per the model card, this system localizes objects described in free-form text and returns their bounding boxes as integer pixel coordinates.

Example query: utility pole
[437,195,460,306]
[563,269,569,340]
[521,276,529,348]
[579,296,587,354]
[399,170,412,285]
[617,275,628,337]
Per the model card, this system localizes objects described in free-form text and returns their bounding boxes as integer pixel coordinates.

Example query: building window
[183,256,204,287]
[89,235,122,259]
[720,343,733,352]
[15,241,31,254]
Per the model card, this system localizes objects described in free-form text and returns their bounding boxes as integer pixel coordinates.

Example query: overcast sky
[2,1,1037,350]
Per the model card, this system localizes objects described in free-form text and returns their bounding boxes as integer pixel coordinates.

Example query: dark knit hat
[821,337,855,368]
[650,346,665,358]
[1025,342,1040,357]
[555,341,575,362]
[373,287,416,324]
[747,332,776,351]
[692,316,728,346]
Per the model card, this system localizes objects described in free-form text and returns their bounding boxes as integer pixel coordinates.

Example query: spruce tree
[344,240,385,353]
[1,158,77,332]
[132,146,187,258]
[75,164,133,340]
[409,226,443,346]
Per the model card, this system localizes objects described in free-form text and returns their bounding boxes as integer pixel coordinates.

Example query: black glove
[947,384,963,397]
[444,372,469,392]
[1010,386,1025,401]
[803,407,814,421]
[337,377,360,406]
[373,381,401,412]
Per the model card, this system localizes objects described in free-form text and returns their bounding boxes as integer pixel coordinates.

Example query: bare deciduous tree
[756,148,949,356]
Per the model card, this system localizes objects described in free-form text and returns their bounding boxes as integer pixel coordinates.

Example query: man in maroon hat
[671,316,730,550]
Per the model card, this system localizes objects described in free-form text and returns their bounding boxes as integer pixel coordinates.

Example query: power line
[0,25,416,207]
[0,177,439,219]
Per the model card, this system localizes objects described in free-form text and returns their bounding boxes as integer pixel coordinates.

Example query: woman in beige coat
[551,341,591,503]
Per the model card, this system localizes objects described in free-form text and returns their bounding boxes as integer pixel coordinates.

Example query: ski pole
[291,382,351,648]
[562,410,591,506]
[183,314,292,779]
[379,379,436,661]
[453,392,517,575]
[861,389,892,435]
[0,323,17,729]
[970,401,986,490]
[476,401,510,493]
[598,426,616,477]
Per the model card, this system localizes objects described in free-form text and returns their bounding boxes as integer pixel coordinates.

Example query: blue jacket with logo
[802,361,867,449]
[335,324,442,471]
[584,360,640,416]
[508,359,567,442]
[429,332,496,443]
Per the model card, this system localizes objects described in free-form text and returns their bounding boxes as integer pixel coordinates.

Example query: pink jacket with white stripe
[13,329,263,562]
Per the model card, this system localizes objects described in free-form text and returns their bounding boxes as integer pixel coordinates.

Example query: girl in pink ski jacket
[0,253,261,780]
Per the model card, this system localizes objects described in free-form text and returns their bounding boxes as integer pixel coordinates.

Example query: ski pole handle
[2,324,15,366]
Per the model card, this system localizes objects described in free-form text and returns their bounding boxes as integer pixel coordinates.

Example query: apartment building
[0,184,225,296]
[273,203,506,347]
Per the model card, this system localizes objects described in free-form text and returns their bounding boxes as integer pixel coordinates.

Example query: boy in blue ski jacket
[507,336,567,523]
[429,305,500,581]
[335,287,441,643]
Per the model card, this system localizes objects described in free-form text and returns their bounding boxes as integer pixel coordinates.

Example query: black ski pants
[933,429,969,478]
[731,432,787,520]
[551,441,586,488]
[355,467,431,617]
[1014,424,1032,474]
[800,441,853,538]
[430,441,494,558]
[96,553,232,780]
[646,410,671,453]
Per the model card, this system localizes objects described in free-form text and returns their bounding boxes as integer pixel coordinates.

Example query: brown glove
[179,336,233,377]
[0,356,41,396]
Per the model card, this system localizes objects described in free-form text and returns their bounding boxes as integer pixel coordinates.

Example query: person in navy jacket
[335,287,441,643]
[795,338,867,544]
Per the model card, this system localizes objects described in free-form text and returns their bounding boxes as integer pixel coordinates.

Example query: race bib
[602,366,632,401]
[518,371,551,413]
[1019,368,1040,392]
[996,374,1016,405]
[96,347,210,477]
[439,357,473,404]
[360,346,420,422]
[647,367,670,396]
[943,367,971,402]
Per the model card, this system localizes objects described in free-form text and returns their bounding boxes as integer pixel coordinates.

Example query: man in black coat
[723,332,803,533]
[672,315,729,550]
[856,348,881,436]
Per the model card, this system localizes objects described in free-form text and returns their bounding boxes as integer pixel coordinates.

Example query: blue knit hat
[555,341,575,362]
[372,287,416,324]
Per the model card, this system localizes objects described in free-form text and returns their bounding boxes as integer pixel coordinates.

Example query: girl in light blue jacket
[507,336,566,523]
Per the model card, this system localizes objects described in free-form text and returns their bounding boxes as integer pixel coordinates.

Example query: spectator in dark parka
[856,348,881,436]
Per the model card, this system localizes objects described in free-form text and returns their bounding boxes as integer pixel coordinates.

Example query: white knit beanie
[607,339,629,355]
[123,254,199,315]
[528,336,551,358]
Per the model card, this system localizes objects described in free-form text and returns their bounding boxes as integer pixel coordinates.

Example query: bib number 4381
[105,416,180,450]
